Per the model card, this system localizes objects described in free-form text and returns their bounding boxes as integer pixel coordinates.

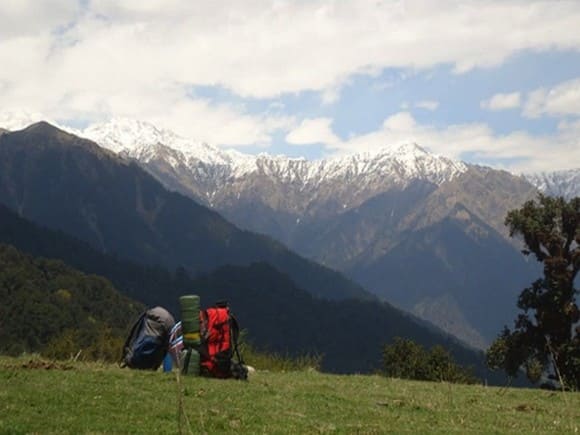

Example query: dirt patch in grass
[1,358,75,371]
[514,403,539,412]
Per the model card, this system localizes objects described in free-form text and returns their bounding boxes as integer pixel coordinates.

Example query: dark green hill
[0,122,368,301]
[0,204,495,378]
[0,203,172,308]
[0,243,142,358]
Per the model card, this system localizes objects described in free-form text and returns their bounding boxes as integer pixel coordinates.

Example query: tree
[486,195,580,389]
[383,338,428,380]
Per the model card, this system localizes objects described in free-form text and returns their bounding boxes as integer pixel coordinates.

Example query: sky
[1,0,580,173]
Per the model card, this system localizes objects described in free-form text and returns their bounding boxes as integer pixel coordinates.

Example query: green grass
[0,357,578,434]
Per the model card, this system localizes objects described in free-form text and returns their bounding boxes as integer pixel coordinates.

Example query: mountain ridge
[2,116,577,198]
[1,117,573,349]
[0,122,371,302]
[65,119,543,349]
[82,118,470,194]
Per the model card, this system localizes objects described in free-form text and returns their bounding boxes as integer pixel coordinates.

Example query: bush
[383,338,477,384]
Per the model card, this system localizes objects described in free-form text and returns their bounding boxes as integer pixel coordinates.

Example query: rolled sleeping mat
[180,295,200,347]
[181,348,200,376]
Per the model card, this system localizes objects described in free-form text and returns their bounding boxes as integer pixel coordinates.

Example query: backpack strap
[229,314,243,364]
[229,312,248,380]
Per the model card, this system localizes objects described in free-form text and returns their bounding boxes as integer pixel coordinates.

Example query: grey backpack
[121,306,175,370]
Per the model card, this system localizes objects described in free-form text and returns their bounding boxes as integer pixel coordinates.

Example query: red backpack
[199,301,247,380]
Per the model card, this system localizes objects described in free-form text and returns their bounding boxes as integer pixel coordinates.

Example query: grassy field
[0,357,578,434]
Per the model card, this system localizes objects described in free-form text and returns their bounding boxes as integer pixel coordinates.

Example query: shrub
[383,338,477,384]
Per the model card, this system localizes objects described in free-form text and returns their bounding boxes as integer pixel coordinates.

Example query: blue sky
[256,52,573,148]
[0,1,579,172]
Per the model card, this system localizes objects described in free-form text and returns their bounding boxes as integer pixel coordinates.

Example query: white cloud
[382,112,417,131]
[523,78,580,118]
[1,1,580,154]
[286,118,340,146]
[0,88,293,148]
[481,92,521,111]
[2,1,580,101]
[149,100,294,147]
[0,0,79,39]
[321,87,342,105]
[415,100,439,111]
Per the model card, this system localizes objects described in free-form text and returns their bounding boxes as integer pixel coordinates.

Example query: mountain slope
[350,204,539,347]
[0,122,369,301]
[81,119,468,245]
[336,168,539,346]
[290,180,438,269]
[0,204,491,375]
[0,243,142,357]
[1,119,551,349]
[65,119,545,348]
[397,167,538,239]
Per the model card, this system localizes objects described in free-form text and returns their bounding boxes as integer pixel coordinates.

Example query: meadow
[1,357,578,434]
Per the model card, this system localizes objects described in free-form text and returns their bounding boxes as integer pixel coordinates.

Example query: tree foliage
[487,195,580,389]
[383,337,477,384]
[0,244,142,361]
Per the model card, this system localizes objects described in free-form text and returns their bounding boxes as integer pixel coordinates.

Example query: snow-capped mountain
[0,115,470,195]
[79,118,468,199]
[76,119,538,350]
[319,144,468,186]
[524,169,580,200]
[0,116,544,349]
[3,115,578,202]
[82,118,252,168]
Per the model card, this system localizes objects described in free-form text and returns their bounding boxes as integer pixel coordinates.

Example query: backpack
[121,306,175,370]
[199,301,247,380]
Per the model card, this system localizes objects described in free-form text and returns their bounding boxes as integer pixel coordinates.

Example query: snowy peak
[82,118,183,154]
[82,118,249,169]
[1,116,468,188]
[525,168,580,199]
[378,142,430,158]
[324,142,468,185]
[79,118,468,186]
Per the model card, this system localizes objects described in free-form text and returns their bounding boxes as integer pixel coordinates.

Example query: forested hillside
[0,205,496,378]
[0,244,142,358]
